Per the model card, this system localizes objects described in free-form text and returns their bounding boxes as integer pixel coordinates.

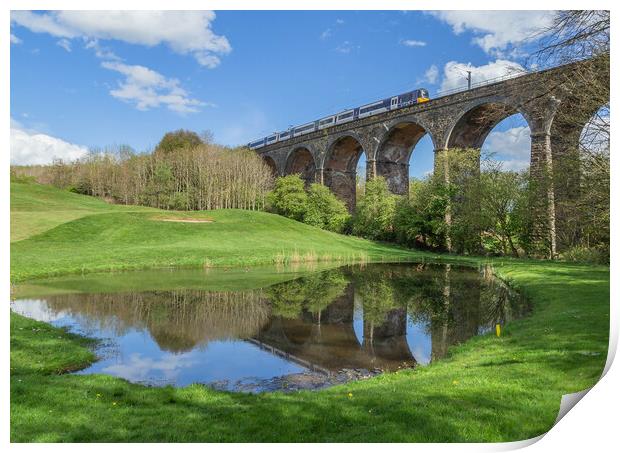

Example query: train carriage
[249,88,430,149]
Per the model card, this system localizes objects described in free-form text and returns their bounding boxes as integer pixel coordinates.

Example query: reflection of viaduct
[252,286,416,373]
[251,282,482,373]
[256,59,608,255]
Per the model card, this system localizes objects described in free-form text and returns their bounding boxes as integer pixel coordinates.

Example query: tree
[304,183,350,233]
[142,162,174,209]
[394,177,448,250]
[154,129,203,156]
[479,164,528,257]
[352,177,398,241]
[435,148,483,255]
[267,174,308,221]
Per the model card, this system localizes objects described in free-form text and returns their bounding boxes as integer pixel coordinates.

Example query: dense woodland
[11,11,609,263]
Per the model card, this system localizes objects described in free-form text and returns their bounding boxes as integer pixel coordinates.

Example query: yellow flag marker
[496,324,501,337]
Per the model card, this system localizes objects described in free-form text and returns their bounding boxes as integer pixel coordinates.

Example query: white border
[2,1,617,451]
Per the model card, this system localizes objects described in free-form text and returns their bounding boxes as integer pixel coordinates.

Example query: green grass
[10,180,610,442]
[10,181,154,242]
[11,181,428,282]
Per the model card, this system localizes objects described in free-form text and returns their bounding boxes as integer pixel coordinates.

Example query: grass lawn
[10,181,429,283]
[10,180,610,442]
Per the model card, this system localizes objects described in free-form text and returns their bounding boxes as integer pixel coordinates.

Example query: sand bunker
[154,218,213,223]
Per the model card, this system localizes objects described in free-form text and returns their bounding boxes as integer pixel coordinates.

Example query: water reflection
[11,263,529,391]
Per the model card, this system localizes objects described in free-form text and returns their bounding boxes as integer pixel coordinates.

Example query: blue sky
[10,10,554,177]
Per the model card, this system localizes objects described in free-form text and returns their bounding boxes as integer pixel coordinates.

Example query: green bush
[352,177,398,241]
[267,175,308,221]
[560,246,608,264]
[304,183,350,233]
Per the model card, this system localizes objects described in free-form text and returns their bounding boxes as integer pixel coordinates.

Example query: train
[248,88,430,150]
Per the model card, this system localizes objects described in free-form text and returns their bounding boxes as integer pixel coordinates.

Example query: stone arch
[323,134,366,211]
[445,99,533,150]
[262,155,279,177]
[285,147,317,186]
[375,120,433,195]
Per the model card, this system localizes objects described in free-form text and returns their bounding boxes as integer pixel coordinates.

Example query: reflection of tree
[350,266,402,326]
[265,270,349,319]
[479,266,530,328]
[42,290,270,352]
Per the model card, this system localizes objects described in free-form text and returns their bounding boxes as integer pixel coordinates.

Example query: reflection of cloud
[11,299,71,323]
[103,353,198,383]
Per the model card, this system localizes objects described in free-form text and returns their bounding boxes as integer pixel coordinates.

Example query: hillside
[10,180,154,242]
[10,181,424,282]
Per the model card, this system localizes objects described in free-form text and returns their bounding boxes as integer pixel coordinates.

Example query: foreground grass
[10,181,610,442]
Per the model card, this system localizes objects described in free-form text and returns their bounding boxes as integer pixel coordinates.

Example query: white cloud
[336,19,345,25]
[11,120,88,165]
[423,64,439,84]
[401,39,427,47]
[320,28,332,40]
[439,59,525,92]
[430,11,554,56]
[11,10,231,67]
[10,33,22,44]
[483,126,531,171]
[56,38,72,52]
[84,39,121,61]
[101,61,206,114]
[334,41,359,54]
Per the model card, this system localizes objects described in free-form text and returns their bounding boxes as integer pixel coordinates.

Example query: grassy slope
[10,181,610,442]
[10,181,425,282]
[10,181,154,242]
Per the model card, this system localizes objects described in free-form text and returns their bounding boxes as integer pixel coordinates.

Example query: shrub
[352,177,398,241]
[304,183,350,233]
[267,175,308,221]
[560,246,608,264]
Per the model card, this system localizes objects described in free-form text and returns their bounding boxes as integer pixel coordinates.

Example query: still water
[11,263,529,392]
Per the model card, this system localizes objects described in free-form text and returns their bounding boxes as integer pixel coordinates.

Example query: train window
[360,102,383,114]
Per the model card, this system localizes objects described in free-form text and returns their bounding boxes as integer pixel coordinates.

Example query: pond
[11,263,529,393]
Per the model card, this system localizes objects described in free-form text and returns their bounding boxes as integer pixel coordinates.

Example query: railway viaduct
[254,58,607,256]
